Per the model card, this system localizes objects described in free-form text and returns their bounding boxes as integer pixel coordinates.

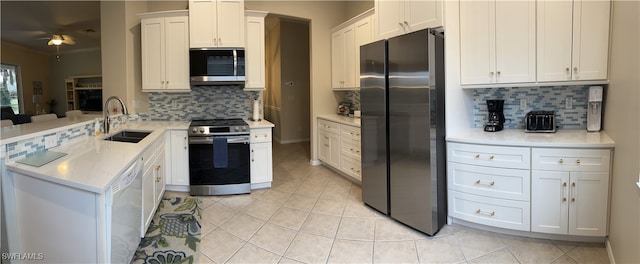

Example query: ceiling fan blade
[61,35,76,45]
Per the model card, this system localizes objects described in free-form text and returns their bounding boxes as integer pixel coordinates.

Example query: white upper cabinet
[189,0,245,48]
[140,11,190,92]
[332,10,374,90]
[332,26,356,89]
[375,0,442,40]
[537,0,610,82]
[244,11,268,91]
[460,1,536,85]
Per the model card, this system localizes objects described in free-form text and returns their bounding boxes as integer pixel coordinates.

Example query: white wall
[49,49,102,116]
[605,1,640,263]
[245,1,349,162]
[0,42,51,115]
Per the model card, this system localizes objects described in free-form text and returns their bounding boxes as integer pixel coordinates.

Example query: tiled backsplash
[148,86,261,120]
[4,122,94,162]
[473,85,593,129]
[346,91,361,110]
[344,85,595,129]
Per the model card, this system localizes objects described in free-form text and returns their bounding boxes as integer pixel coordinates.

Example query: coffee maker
[484,99,505,132]
[587,86,603,132]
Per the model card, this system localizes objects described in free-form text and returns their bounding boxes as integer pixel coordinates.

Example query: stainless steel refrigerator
[361,28,446,235]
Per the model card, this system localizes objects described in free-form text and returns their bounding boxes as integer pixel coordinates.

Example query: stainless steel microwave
[189,48,245,85]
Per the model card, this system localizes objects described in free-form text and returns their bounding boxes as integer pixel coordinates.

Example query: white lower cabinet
[448,142,612,237]
[447,143,531,231]
[317,118,361,182]
[142,137,166,236]
[166,130,189,191]
[250,127,273,189]
[531,148,611,236]
[318,119,342,168]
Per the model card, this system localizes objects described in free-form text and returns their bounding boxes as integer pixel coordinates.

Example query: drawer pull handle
[324,144,329,147]
[489,155,495,160]
[576,159,581,164]
[562,182,568,202]
[325,136,329,139]
[476,209,495,216]
[474,154,480,159]
[475,180,495,186]
[559,159,564,164]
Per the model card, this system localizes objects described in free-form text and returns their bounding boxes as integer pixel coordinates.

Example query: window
[1,64,22,114]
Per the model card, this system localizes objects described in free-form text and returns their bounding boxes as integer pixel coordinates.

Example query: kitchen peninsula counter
[1,114,102,144]
[6,120,189,193]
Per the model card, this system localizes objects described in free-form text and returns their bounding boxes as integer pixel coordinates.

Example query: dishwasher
[106,158,143,263]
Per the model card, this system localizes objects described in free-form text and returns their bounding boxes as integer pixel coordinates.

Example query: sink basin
[103,130,152,143]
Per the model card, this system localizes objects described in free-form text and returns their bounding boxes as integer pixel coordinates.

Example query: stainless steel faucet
[103,96,128,134]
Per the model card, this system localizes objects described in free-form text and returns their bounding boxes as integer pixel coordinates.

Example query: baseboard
[251,182,271,190]
[606,238,616,264]
[451,218,606,243]
[165,185,189,192]
[278,138,310,144]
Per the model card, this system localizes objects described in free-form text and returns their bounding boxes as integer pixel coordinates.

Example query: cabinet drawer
[340,124,361,142]
[448,143,530,169]
[341,137,361,160]
[449,190,531,231]
[341,155,362,181]
[532,148,611,172]
[448,163,530,201]
[318,119,340,134]
[250,128,272,143]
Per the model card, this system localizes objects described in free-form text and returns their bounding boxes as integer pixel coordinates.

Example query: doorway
[263,14,311,159]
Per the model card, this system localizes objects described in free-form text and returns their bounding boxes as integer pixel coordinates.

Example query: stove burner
[189,118,249,136]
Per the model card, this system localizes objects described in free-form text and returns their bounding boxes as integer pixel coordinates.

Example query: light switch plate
[520,98,527,110]
[44,135,58,149]
[565,97,573,109]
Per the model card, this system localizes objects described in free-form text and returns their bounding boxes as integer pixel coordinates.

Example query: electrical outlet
[44,134,58,149]
[520,98,527,110]
[172,101,178,108]
[565,97,573,109]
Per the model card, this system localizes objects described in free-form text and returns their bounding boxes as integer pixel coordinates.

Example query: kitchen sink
[103,130,152,143]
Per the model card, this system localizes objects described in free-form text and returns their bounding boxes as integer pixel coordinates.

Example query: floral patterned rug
[131,195,202,264]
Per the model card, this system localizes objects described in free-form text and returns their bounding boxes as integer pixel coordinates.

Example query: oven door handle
[188,136,250,144]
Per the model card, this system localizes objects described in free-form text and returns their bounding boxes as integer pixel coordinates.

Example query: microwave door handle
[233,49,237,77]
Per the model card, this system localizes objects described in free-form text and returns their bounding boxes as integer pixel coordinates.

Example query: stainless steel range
[188,119,251,195]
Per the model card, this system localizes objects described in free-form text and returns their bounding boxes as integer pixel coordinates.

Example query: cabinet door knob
[573,67,578,72]
[576,159,581,164]
[559,159,564,164]
[474,154,480,159]
[398,22,404,27]
[489,72,494,76]
[566,67,570,72]
[489,155,494,160]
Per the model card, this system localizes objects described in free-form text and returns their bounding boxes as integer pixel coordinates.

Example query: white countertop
[317,114,361,127]
[5,119,272,194]
[6,120,189,194]
[1,114,102,144]
[245,118,275,128]
[447,128,615,148]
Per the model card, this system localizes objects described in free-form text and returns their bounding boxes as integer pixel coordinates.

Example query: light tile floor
[197,142,610,264]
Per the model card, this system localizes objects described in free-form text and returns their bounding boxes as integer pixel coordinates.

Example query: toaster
[525,110,556,133]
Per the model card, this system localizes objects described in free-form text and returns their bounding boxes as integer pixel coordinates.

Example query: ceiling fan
[47,34,75,46]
